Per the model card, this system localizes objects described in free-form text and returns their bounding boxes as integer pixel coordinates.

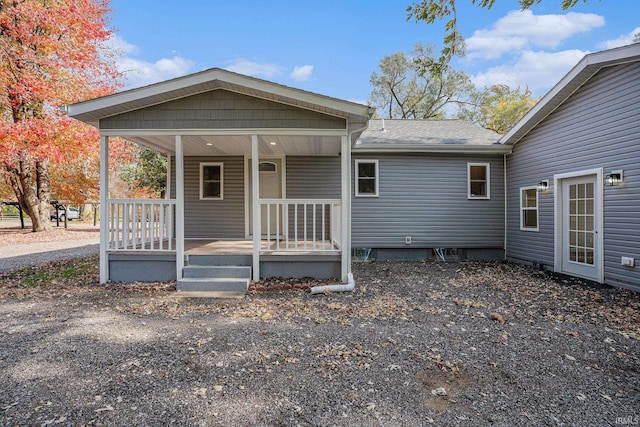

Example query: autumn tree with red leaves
[0,0,119,231]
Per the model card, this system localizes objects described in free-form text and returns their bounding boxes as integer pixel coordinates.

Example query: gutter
[354,144,511,155]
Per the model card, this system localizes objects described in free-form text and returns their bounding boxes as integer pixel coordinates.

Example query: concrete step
[188,254,252,266]
[172,291,245,299]
[183,265,251,279]
[177,277,250,293]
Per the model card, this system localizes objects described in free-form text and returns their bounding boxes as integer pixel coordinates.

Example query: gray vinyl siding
[101,89,346,130]
[352,153,505,249]
[286,156,341,239]
[506,62,640,288]
[170,156,245,239]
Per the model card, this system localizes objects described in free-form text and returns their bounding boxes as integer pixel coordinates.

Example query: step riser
[183,266,251,279]
[188,255,252,266]
[177,279,249,293]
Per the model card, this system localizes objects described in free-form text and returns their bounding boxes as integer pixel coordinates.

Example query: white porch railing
[259,198,341,252]
[108,199,175,251]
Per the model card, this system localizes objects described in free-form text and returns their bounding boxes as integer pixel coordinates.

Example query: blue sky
[108,0,639,104]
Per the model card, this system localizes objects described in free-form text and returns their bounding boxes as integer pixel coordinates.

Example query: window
[520,187,538,231]
[468,163,490,199]
[355,160,379,197]
[200,162,223,200]
[259,162,277,172]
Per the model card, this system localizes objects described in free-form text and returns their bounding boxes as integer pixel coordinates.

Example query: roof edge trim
[353,144,511,154]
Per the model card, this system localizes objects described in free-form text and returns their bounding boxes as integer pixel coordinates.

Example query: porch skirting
[107,252,341,283]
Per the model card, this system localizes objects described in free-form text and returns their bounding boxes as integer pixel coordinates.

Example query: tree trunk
[6,156,53,232]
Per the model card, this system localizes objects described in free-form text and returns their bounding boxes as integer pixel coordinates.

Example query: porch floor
[184,239,340,256]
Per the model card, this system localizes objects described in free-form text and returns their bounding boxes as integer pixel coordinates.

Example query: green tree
[122,147,168,197]
[369,43,478,119]
[458,84,537,134]
[407,0,590,64]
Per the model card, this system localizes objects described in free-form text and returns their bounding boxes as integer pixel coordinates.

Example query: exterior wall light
[537,180,549,192]
[605,170,623,186]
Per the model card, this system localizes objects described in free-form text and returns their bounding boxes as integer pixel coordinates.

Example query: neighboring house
[66,43,640,293]
[502,43,640,291]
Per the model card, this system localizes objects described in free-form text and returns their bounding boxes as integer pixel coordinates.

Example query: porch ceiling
[127,134,342,156]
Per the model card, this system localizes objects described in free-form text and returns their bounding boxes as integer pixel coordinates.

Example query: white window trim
[199,162,224,200]
[520,186,539,231]
[355,159,379,197]
[467,162,490,199]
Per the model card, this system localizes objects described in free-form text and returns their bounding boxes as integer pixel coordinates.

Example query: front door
[248,159,283,236]
[561,175,600,281]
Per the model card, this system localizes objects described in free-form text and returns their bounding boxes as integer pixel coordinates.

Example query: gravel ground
[0,224,99,272]
[0,257,638,426]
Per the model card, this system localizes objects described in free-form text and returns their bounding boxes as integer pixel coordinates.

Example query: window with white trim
[200,162,223,200]
[520,186,539,231]
[468,163,490,199]
[355,160,379,197]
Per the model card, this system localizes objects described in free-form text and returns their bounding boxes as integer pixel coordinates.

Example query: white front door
[561,175,600,281]
[248,159,283,236]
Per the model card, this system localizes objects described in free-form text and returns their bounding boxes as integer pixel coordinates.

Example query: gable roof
[500,43,640,146]
[66,67,375,133]
[355,119,509,154]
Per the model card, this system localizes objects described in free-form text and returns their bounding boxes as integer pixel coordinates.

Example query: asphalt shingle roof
[357,119,502,146]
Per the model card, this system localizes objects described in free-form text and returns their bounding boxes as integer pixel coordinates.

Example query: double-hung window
[355,160,379,197]
[520,187,538,231]
[468,163,490,199]
[200,162,223,200]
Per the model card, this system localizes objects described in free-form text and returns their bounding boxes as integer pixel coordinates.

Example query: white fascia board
[353,144,511,155]
[500,44,640,146]
[100,128,349,137]
[68,68,373,122]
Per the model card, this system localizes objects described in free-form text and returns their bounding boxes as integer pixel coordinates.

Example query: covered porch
[66,68,373,288]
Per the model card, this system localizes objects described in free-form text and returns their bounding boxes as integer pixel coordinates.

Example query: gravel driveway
[0,258,638,426]
[0,223,99,272]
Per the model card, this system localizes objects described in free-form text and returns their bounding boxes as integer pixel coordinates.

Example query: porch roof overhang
[65,68,375,155]
[99,129,350,157]
[500,44,640,146]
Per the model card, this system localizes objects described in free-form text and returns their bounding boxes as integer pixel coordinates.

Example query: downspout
[311,122,369,294]
[311,272,355,294]
[503,153,508,261]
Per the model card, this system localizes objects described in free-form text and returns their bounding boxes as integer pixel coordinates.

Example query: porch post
[99,134,109,284]
[175,135,185,280]
[165,154,171,199]
[251,135,260,281]
[340,134,350,283]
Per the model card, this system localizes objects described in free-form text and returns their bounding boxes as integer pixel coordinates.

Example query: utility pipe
[310,273,355,294]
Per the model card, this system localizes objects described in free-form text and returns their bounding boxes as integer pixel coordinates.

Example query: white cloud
[466,10,605,59]
[597,27,640,49]
[118,55,195,89]
[224,59,282,78]
[290,65,314,81]
[107,35,196,89]
[472,49,589,94]
[105,34,139,56]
